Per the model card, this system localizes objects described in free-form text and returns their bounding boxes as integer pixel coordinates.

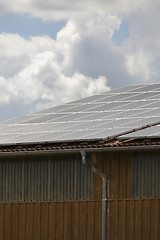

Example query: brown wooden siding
[109,199,160,240]
[0,201,102,240]
[92,151,132,200]
[0,199,160,240]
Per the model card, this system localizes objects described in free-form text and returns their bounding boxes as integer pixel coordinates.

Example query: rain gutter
[0,144,160,157]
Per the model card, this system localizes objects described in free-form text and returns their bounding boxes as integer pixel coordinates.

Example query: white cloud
[0,32,110,120]
[123,4,160,83]
[0,0,160,120]
[0,0,155,20]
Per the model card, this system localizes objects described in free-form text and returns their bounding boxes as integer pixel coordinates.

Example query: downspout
[81,151,107,240]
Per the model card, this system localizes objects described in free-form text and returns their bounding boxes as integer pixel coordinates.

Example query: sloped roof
[0,83,160,146]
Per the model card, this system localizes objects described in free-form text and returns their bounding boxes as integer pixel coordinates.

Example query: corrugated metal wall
[0,154,94,202]
[132,152,160,198]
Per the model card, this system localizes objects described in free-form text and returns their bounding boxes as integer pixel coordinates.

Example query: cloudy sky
[0,0,160,121]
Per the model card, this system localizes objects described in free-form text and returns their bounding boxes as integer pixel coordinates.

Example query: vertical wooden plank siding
[142,200,151,240]
[3,204,11,240]
[41,203,49,240]
[93,151,132,200]
[94,201,102,240]
[118,200,126,240]
[126,200,135,240]
[110,153,119,199]
[0,200,159,239]
[11,203,19,240]
[48,203,56,240]
[18,204,26,240]
[0,204,4,240]
[55,202,64,240]
[110,200,118,240]
[33,203,41,240]
[126,152,132,198]
[135,200,143,240]
[119,153,127,198]
[63,202,71,240]
[86,201,95,240]
[25,203,33,240]
[151,200,158,240]
[71,201,79,240]
[79,201,87,240]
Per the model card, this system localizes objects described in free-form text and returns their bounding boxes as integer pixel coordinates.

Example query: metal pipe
[81,151,107,240]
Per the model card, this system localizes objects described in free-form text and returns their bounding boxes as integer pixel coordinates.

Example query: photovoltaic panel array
[0,83,160,144]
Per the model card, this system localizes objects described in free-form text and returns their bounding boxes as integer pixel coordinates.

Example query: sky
[0,0,160,121]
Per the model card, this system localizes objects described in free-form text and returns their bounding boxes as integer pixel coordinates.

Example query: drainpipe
[81,151,107,240]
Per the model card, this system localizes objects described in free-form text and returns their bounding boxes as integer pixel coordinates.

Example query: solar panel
[0,114,41,125]
[59,103,103,113]
[1,83,160,144]
[147,93,160,100]
[129,84,160,92]
[117,100,155,110]
[124,92,160,101]
[82,127,132,139]
[95,93,138,102]
[133,109,160,118]
[23,113,71,124]
[111,109,145,118]
[75,110,122,121]
[90,101,130,112]
[70,93,113,104]
[141,101,160,109]
[109,84,145,93]
[121,125,160,138]
[38,103,78,114]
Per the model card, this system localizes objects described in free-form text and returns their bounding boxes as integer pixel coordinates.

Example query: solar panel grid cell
[95,93,139,102]
[89,101,131,112]
[73,110,122,121]
[129,84,160,92]
[122,125,160,138]
[124,92,160,101]
[109,85,146,93]
[111,109,145,118]
[141,101,160,109]
[69,93,113,104]
[133,109,160,118]
[117,100,156,110]
[48,112,94,122]
[38,103,78,114]
[82,127,132,139]
[23,113,71,124]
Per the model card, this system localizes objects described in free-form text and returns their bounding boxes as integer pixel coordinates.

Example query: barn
[0,83,160,240]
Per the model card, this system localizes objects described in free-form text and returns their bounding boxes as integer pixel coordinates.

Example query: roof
[0,83,160,150]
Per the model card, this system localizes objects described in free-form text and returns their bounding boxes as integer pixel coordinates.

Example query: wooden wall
[109,199,160,240]
[0,199,160,240]
[92,151,132,200]
[0,201,102,240]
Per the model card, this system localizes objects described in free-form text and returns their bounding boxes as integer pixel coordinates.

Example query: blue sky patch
[0,13,66,39]
[112,21,130,46]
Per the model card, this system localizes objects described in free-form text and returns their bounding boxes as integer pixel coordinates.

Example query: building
[0,83,160,240]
